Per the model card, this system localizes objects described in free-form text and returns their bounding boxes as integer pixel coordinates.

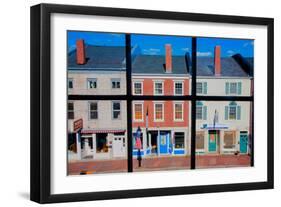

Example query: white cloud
[227,50,235,55]
[197,51,212,57]
[243,41,254,47]
[110,34,122,37]
[181,47,189,52]
[142,48,161,55]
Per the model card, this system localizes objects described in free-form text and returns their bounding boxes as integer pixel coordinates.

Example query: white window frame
[229,105,237,120]
[196,82,203,94]
[153,80,164,95]
[133,102,144,122]
[196,105,203,120]
[173,101,184,121]
[111,78,121,89]
[174,80,184,95]
[154,101,164,122]
[112,101,121,120]
[68,78,73,89]
[87,78,97,89]
[89,101,98,120]
[229,82,238,94]
[133,81,143,95]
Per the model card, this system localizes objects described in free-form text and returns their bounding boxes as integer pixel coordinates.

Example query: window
[89,102,98,119]
[174,81,183,95]
[154,81,163,95]
[174,132,185,149]
[134,103,143,121]
[229,106,237,119]
[174,102,183,121]
[225,101,241,120]
[111,78,121,89]
[154,103,164,121]
[224,131,236,149]
[68,102,74,119]
[196,132,205,150]
[68,79,73,89]
[226,82,242,95]
[197,82,207,94]
[96,133,108,153]
[196,101,207,120]
[133,82,143,95]
[112,101,121,119]
[87,78,97,89]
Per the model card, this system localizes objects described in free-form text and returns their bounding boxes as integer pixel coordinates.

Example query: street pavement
[68,154,251,175]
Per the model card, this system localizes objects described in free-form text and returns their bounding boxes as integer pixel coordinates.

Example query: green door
[240,133,248,153]
[208,130,218,152]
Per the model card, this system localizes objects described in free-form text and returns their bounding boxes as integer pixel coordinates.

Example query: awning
[81,129,126,134]
[201,124,228,130]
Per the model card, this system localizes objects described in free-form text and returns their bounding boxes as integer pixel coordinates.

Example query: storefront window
[196,132,205,150]
[96,133,108,153]
[224,131,236,149]
[174,132,184,148]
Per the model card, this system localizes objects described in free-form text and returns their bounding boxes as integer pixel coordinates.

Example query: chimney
[165,44,172,73]
[76,39,86,65]
[214,45,221,76]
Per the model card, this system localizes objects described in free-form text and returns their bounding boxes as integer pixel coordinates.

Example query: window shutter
[225,82,229,95]
[203,82,207,94]
[203,106,207,120]
[237,106,241,120]
[225,106,229,120]
[238,82,242,95]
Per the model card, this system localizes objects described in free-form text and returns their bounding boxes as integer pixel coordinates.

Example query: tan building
[67,39,127,161]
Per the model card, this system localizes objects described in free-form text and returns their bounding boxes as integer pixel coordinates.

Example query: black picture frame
[30,3,274,203]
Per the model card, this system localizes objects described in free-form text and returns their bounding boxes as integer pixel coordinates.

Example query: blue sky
[68,31,254,57]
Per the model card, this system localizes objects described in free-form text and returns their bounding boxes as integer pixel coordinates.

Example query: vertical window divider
[126,34,133,172]
[191,37,197,169]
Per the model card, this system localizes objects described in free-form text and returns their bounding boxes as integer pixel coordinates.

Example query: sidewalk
[68,154,251,175]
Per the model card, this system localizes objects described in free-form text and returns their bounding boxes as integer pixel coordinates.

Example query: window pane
[67,100,127,175]
[196,101,252,169]
[132,100,191,172]
[67,31,126,95]
[131,34,191,95]
[196,37,254,96]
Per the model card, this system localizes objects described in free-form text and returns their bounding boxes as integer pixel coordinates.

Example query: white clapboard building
[195,46,253,155]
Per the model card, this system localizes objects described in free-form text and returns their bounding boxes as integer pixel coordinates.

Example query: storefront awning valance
[201,124,228,130]
[81,129,126,134]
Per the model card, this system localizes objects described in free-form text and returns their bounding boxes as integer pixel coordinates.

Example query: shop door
[113,136,125,157]
[208,130,218,152]
[81,138,93,159]
[159,131,169,154]
[239,133,248,153]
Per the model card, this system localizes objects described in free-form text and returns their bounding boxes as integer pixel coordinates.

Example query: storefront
[196,124,249,154]
[132,128,188,157]
[68,129,127,161]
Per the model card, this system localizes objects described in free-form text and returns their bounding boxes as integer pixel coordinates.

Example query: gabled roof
[68,45,126,70]
[196,56,253,77]
[67,45,253,77]
[132,55,190,75]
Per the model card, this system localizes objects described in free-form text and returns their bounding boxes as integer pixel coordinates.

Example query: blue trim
[173,149,185,155]
[133,150,144,156]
